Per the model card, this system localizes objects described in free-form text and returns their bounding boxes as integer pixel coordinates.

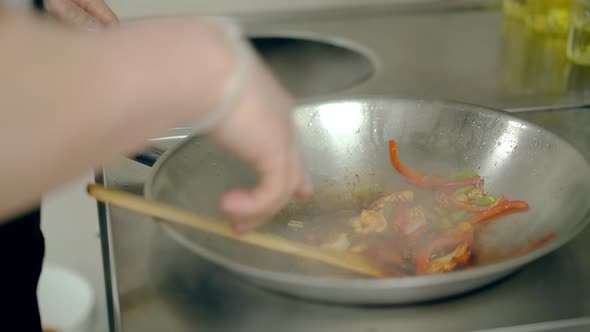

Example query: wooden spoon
[87,184,382,278]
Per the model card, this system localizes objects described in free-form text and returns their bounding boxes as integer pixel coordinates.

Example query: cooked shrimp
[321,233,350,252]
[467,187,484,201]
[424,243,471,274]
[350,209,387,234]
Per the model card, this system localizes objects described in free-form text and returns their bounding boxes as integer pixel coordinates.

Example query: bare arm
[0,13,235,218]
[0,11,310,230]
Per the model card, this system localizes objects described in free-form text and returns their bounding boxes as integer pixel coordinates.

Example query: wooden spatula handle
[87,184,382,277]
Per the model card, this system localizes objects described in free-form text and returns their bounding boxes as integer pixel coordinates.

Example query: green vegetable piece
[472,195,496,207]
[288,220,305,229]
[424,210,436,222]
[451,210,469,221]
[434,206,446,217]
[451,171,478,180]
[454,185,474,194]
[440,218,452,229]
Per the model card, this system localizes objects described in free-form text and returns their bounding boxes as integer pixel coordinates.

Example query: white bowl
[37,264,96,332]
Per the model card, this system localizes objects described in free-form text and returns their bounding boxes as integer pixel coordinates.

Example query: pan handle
[130,147,165,167]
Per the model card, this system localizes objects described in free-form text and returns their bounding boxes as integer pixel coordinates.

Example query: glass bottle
[503,0,527,20]
[567,0,590,65]
[526,0,573,35]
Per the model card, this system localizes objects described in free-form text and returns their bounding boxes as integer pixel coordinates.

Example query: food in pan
[288,140,555,277]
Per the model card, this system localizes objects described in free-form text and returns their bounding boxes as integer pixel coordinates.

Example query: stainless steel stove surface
[98,2,590,331]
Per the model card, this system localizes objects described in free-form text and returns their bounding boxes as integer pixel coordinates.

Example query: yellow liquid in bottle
[503,0,527,20]
[526,0,573,35]
[499,14,571,97]
[567,1,590,65]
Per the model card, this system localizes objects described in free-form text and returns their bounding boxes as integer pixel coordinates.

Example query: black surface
[0,208,45,332]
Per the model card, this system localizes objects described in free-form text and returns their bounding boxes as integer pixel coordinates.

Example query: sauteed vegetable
[292,139,555,277]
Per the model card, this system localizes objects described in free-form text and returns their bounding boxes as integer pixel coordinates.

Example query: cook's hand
[194,22,311,232]
[0,13,310,223]
[210,59,312,233]
[44,0,118,29]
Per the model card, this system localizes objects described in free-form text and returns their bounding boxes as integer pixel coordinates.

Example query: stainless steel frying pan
[143,96,590,304]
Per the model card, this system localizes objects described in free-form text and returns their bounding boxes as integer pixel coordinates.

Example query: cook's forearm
[0,12,234,218]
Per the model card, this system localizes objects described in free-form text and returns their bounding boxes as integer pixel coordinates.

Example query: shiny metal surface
[144,225,590,332]
[144,97,590,304]
[250,37,376,98]
[244,7,590,110]
[98,108,590,332]
[97,2,590,331]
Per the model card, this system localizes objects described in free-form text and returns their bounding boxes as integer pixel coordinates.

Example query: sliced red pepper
[405,175,432,188]
[389,140,482,190]
[465,200,529,225]
[516,232,556,256]
[483,195,506,211]
[447,193,506,213]
[453,251,472,265]
[480,232,556,264]
[415,253,430,275]
[389,140,427,182]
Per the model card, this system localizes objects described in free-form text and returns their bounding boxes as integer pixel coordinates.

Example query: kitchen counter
[98,2,590,332]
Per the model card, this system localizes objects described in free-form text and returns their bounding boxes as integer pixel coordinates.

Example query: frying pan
[140,96,590,304]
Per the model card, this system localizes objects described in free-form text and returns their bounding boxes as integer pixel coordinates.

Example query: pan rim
[144,95,590,293]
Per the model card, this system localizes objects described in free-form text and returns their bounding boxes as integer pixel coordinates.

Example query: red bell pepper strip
[483,232,557,264]
[516,232,556,256]
[389,140,427,183]
[405,176,432,188]
[465,200,529,225]
[389,140,482,189]
[453,251,472,265]
[447,193,506,213]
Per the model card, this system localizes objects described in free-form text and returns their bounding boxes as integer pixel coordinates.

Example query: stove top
[98,105,590,332]
[97,3,590,331]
